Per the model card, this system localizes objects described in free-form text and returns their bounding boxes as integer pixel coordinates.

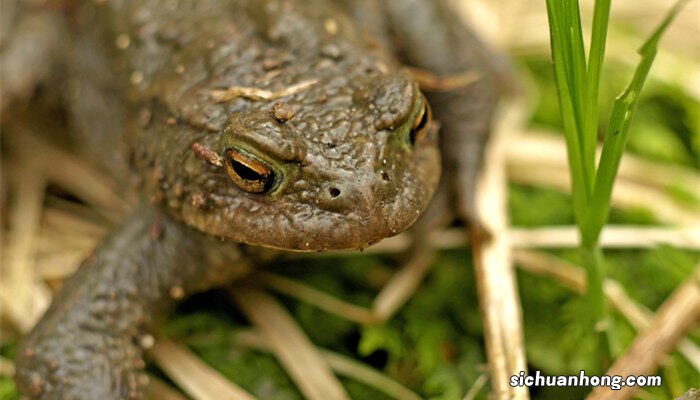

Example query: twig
[0,159,51,333]
[13,131,132,218]
[263,245,438,326]
[320,350,421,400]
[509,226,700,250]
[236,330,422,400]
[506,131,700,194]
[677,389,700,400]
[507,158,700,226]
[206,79,318,102]
[41,205,110,238]
[260,272,379,325]
[150,338,258,400]
[371,244,435,322]
[462,373,488,400]
[34,251,89,280]
[404,66,481,91]
[587,265,700,400]
[230,286,350,400]
[508,163,699,225]
[471,101,529,399]
[37,231,99,256]
[144,375,188,400]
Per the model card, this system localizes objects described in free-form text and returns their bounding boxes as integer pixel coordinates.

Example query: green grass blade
[582,0,612,193]
[552,0,593,198]
[567,0,595,195]
[585,0,689,244]
[545,0,590,227]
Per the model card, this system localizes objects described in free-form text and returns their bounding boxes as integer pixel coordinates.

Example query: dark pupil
[231,159,264,181]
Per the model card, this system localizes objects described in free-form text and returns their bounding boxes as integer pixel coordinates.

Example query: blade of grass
[545,0,590,227]
[546,0,689,368]
[545,0,614,361]
[550,0,595,196]
[567,1,593,192]
[583,0,612,189]
[585,0,690,244]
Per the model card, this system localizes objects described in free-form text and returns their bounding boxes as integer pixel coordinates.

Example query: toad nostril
[329,187,341,198]
[381,172,390,182]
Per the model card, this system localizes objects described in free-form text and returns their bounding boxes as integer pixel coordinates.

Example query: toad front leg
[14,204,248,400]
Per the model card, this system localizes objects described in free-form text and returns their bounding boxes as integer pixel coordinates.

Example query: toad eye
[409,96,431,145]
[224,148,276,194]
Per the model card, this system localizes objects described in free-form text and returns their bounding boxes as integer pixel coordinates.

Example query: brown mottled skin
[9,0,504,398]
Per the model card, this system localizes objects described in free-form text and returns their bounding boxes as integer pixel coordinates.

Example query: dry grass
[231,287,351,400]
[589,266,700,400]
[151,339,257,400]
[1,0,698,399]
[469,100,528,399]
[235,331,422,400]
[514,250,700,371]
